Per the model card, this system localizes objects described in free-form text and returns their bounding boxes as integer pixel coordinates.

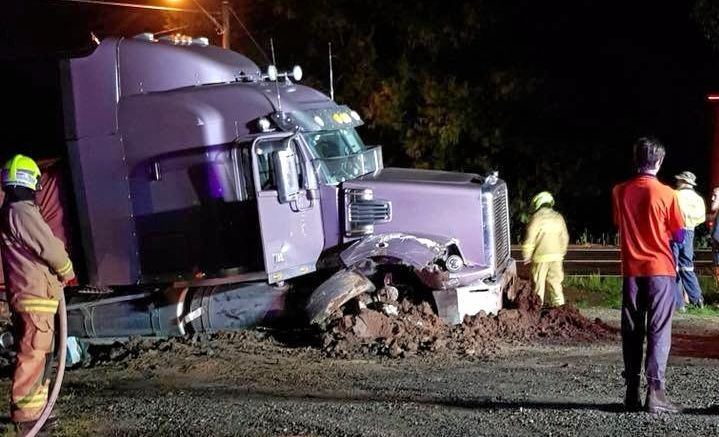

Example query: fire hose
[26,293,67,437]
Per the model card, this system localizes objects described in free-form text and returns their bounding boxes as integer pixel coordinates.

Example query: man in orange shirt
[612,137,684,414]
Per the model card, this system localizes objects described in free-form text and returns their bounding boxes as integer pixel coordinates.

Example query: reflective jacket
[0,201,74,313]
[675,188,706,230]
[521,207,569,263]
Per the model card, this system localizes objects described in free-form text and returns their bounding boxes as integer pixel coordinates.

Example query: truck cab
[63,34,515,327]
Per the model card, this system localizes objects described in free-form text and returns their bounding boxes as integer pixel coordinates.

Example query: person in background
[0,155,75,436]
[521,191,569,307]
[612,137,684,413]
[709,187,719,287]
[671,171,705,311]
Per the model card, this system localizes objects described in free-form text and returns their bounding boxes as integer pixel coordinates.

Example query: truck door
[251,134,325,283]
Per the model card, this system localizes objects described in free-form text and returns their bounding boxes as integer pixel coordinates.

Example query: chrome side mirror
[272,147,300,203]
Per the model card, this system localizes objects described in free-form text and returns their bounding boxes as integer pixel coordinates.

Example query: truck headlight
[446,255,464,272]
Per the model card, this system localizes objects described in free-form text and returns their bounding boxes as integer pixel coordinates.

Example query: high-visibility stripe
[16,298,59,314]
[18,306,57,314]
[532,253,564,263]
[17,299,58,308]
[14,399,47,410]
[18,298,58,306]
[679,266,695,272]
[14,391,48,409]
[57,260,73,276]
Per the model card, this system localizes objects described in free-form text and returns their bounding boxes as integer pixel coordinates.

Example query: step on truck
[2,34,517,341]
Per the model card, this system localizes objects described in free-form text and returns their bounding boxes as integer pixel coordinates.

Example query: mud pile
[320,280,616,359]
[71,280,615,366]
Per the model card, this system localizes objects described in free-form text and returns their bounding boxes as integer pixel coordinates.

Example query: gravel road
[0,308,718,436]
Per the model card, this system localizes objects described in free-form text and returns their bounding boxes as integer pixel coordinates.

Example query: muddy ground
[2,297,719,435]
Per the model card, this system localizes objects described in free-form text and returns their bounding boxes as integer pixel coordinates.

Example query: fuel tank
[66,282,288,339]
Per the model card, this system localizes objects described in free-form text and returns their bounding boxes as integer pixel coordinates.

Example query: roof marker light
[258,118,272,132]
[193,37,209,47]
[313,116,325,127]
[267,65,278,81]
[292,65,303,81]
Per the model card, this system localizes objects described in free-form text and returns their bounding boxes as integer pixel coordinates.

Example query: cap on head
[1,155,41,191]
[674,170,697,187]
[531,191,554,211]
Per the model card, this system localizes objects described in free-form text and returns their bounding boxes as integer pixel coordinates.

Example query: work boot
[645,387,683,414]
[13,416,58,437]
[624,379,642,412]
[15,421,44,437]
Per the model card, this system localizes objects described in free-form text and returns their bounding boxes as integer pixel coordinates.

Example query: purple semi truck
[38,34,516,340]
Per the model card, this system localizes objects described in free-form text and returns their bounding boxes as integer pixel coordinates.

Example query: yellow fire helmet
[1,154,42,191]
[531,191,554,211]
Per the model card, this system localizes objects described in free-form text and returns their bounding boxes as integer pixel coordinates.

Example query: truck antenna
[328,42,335,101]
[270,38,283,113]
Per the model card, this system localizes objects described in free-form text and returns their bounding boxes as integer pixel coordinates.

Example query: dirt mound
[320,280,616,359]
[74,280,615,366]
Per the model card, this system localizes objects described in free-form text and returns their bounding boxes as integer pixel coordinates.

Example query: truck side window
[257,152,277,190]
[291,139,306,189]
[200,149,240,202]
[239,147,255,199]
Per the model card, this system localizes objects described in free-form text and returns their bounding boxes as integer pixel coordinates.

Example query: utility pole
[221,1,230,49]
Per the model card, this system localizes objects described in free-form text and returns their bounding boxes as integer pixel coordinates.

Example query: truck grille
[492,184,510,270]
[344,188,392,237]
[349,202,392,224]
[481,182,511,271]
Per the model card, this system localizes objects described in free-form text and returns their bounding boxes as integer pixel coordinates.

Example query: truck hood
[342,168,499,266]
[357,168,482,185]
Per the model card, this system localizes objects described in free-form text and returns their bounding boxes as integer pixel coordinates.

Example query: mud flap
[306,269,376,326]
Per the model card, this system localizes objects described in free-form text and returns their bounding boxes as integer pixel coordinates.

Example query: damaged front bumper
[431,259,517,325]
[316,232,517,326]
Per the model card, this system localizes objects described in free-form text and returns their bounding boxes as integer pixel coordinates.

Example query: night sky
[2,0,719,236]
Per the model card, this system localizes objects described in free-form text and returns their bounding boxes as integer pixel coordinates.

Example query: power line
[50,0,200,13]
[229,6,269,64]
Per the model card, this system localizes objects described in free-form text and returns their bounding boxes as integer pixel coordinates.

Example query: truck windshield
[303,129,382,184]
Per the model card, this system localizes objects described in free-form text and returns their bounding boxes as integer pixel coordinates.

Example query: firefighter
[521,191,569,307]
[671,171,705,311]
[0,155,75,435]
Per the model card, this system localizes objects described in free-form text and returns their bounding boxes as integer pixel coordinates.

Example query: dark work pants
[621,276,674,390]
[670,229,703,308]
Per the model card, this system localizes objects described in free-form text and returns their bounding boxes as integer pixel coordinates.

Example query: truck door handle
[290,190,315,212]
